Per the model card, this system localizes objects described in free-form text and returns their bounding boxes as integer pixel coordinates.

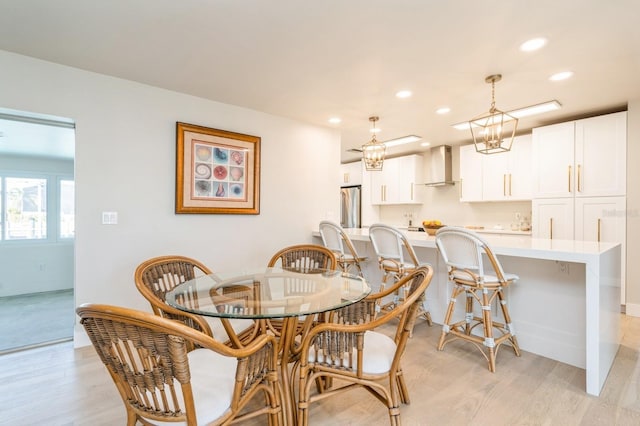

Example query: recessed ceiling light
[549,71,574,81]
[520,37,548,52]
[395,90,412,99]
[328,117,341,124]
[436,107,451,115]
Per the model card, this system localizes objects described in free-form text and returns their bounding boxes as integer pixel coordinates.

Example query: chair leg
[481,288,497,373]
[396,369,410,404]
[437,286,462,350]
[497,289,521,356]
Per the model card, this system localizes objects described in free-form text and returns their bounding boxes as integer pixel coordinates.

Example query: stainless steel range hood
[424,145,454,187]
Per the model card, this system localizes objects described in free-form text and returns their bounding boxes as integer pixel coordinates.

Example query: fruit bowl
[424,225,444,236]
[422,220,444,236]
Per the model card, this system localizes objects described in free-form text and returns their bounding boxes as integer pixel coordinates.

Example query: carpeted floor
[0,289,74,353]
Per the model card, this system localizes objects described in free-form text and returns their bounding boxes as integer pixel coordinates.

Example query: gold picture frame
[176,122,260,214]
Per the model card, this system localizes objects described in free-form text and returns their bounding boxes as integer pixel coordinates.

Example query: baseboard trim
[625,303,640,318]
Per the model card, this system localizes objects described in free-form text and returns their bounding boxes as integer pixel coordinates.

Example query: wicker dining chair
[318,220,368,277]
[264,244,338,338]
[77,303,282,426]
[134,255,260,348]
[296,265,434,426]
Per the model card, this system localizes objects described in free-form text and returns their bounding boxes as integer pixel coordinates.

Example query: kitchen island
[312,228,621,396]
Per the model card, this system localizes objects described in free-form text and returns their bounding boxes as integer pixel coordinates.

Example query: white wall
[625,99,640,314]
[0,50,340,346]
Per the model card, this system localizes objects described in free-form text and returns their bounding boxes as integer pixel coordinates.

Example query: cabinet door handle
[597,218,601,242]
[577,164,582,192]
[380,185,384,202]
[383,185,387,202]
[568,165,572,193]
[410,183,414,201]
[459,179,463,198]
[509,174,512,196]
[343,173,349,184]
[503,174,506,196]
[550,218,553,240]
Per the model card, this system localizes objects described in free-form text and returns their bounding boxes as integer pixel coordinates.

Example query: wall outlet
[556,261,570,275]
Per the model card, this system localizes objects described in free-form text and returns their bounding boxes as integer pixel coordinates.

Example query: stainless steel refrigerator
[340,185,361,228]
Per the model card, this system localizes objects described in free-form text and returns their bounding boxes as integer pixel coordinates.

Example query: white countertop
[324,227,620,263]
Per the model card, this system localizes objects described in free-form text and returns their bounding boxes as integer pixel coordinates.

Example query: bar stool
[368,223,432,325]
[318,220,368,277]
[435,226,521,372]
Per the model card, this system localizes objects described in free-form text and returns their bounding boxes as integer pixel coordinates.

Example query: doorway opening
[0,108,75,354]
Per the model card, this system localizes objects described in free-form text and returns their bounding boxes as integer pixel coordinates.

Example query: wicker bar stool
[435,226,521,372]
[318,220,368,277]
[368,223,432,326]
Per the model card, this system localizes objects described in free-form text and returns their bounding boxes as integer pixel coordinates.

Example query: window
[5,177,47,240]
[0,174,73,242]
[60,179,75,238]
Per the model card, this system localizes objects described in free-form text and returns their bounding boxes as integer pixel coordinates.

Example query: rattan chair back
[77,303,282,426]
[297,265,434,426]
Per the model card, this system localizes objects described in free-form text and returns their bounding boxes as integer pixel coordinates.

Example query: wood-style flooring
[2,314,640,425]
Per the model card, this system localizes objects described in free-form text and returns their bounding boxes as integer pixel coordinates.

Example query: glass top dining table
[165,266,371,425]
[165,266,371,320]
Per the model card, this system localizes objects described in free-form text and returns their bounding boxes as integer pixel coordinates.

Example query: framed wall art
[176,122,260,214]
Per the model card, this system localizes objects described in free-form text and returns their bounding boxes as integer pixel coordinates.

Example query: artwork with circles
[176,122,260,214]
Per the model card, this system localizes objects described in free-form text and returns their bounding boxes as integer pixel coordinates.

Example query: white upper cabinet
[459,135,532,202]
[532,122,575,198]
[532,111,626,198]
[369,154,423,205]
[482,134,532,201]
[459,144,483,202]
[574,112,626,197]
[339,161,363,187]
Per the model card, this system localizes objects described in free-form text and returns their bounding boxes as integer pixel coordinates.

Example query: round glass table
[166,266,371,425]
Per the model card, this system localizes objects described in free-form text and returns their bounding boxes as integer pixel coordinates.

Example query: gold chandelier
[362,116,386,171]
[469,74,518,154]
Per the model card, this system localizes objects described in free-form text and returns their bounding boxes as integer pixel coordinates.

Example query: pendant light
[362,116,385,171]
[469,74,518,154]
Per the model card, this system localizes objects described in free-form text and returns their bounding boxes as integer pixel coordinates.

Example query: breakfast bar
[313,228,622,396]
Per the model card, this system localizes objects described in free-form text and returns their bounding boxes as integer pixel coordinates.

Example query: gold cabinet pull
[597,218,601,242]
[343,173,349,184]
[410,183,414,200]
[577,164,582,192]
[509,174,512,196]
[568,165,572,193]
[503,174,506,196]
[550,218,553,240]
[460,179,463,198]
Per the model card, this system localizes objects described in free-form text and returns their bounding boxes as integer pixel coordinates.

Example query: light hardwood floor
[2,314,640,425]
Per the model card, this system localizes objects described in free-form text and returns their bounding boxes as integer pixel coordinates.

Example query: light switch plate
[102,211,118,225]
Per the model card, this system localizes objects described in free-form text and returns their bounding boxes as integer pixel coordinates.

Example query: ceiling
[0,0,638,163]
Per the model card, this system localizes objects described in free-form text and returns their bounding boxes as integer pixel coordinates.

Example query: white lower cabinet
[532,198,575,240]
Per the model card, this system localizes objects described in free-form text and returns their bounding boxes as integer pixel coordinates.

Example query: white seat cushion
[452,269,519,285]
[204,316,255,342]
[143,348,237,425]
[309,330,397,374]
